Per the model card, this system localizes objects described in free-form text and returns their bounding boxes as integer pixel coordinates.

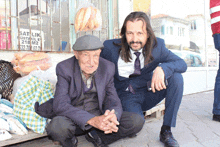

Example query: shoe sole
[213,118,220,122]
[160,137,179,147]
[85,134,99,147]
[73,138,78,147]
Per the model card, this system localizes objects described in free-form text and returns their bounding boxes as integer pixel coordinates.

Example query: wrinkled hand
[151,66,166,93]
[87,109,119,134]
[103,109,119,134]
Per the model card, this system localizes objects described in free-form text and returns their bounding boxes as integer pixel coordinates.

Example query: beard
[129,41,143,50]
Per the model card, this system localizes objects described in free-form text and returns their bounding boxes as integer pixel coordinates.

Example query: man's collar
[80,69,97,80]
[130,48,143,54]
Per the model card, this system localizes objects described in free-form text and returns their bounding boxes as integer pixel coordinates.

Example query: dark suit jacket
[100,38,187,96]
[52,56,122,130]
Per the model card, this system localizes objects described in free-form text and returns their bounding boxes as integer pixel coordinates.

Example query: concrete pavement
[7,90,220,147]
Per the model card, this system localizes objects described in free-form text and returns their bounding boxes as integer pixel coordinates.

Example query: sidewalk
[7,90,220,147]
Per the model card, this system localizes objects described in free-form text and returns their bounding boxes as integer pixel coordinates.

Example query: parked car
[171,50,204,67]
[208,59,217,67]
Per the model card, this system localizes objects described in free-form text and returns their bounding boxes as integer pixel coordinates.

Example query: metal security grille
[0,0,118,52]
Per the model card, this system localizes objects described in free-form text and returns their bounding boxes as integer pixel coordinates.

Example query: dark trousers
[214,58,220,115]
[46,111,144,147]
[119,73,183,127]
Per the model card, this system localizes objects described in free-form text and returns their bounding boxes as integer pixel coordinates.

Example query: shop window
[161,25,165,35]
[75,0,110,43]
[178,27,185,37]
[182,28,185,36]
[0,0,113,52]
[0,0,11,50]
[166,26,169,34]
[113,0,120,39]
[191,20,197,30]
[178,27,181,36]
[193,56,202,67]
[170,26,173,35]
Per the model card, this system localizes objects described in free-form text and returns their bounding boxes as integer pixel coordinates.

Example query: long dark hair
[117,11,157,65]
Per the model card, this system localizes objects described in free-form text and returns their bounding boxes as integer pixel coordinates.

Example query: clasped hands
[87,109,119,134]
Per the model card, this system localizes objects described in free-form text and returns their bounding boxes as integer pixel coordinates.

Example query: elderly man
[101,12,187,147]
[45,35,144,147]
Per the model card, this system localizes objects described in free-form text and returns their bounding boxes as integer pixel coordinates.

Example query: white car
[171,50,204,67]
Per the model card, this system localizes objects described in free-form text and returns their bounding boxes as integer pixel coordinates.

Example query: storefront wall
[183,68,217,95]
[0,0,218,95]
[0,0,118,76]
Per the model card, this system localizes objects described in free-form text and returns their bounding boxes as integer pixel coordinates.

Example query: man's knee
[120,112,145,135]
[46,116,74,139]
[168,73,183,88]
[131,112,145,133]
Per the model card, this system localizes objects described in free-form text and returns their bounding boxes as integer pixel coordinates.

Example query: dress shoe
[53,137,78,147]
[85,132,108,147]
[128,134,137,138]
[160,130,179,147]
[213,114,220,122]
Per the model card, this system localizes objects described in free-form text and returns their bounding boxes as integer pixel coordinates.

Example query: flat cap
[72,35,104,51]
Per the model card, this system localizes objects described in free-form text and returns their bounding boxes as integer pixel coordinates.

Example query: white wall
[182,67,217,95]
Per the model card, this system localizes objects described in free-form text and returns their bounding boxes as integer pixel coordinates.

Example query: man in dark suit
[45,35,144,147]
[100,12,187,147]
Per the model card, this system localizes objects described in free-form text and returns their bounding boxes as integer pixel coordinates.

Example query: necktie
[130,52,141,77]
[128,52,141,94]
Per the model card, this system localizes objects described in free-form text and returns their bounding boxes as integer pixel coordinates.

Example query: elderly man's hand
[86,109,119,134]
[151,66,166,93]
[103,109,119,134]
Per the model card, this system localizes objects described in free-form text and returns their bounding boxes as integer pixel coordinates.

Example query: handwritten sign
[18,29,44,50]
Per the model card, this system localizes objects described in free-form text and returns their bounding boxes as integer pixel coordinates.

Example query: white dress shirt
[118,48,144,78]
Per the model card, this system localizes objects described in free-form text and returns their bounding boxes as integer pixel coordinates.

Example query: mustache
[129,41,142,45]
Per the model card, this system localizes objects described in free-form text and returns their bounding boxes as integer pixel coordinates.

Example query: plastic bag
[11,52,52,76]
[0,130,12,141]
[74,0,102,32]
[11,75,30,104]
[0,98,13,114]
[29,68,57,85]
[2,112,28,135]
[0,101,28,136]
[11,67,57,103]
[0,117,10,131]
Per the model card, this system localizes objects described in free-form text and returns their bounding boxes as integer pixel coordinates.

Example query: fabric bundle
[13,75,54,134]
[0,98,28,141]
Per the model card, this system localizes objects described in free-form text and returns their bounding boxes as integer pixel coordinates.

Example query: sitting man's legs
[46,116,83,147]
[120,73,183,147]
[162,73,183,127]
[97,111,144,145]
[46,113,144,147]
